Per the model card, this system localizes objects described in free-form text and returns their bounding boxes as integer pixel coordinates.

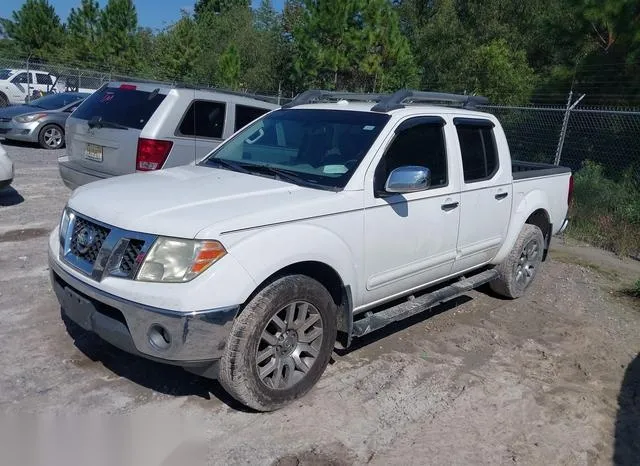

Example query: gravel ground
[1,141,639,466]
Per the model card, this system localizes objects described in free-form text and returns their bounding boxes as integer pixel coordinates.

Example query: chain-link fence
[482,101,640,180]
[0,56,288,105]
[1,55,638,178]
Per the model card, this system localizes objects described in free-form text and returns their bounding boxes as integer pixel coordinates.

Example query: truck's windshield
[200,108,390,189]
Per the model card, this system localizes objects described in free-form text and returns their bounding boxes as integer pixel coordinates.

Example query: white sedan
[0,143,14,190]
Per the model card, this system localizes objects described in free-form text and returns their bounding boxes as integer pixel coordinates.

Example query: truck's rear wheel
[219,275,337,411]
[490,224,544,299]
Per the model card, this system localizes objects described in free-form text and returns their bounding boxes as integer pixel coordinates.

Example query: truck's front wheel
[490,224,545,299]
[219,275,337,411]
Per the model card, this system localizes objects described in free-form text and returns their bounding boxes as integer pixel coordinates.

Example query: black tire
[490,224,545,299]
[38,124,65,149]
[0,93,7,107]
[219,275,337,411]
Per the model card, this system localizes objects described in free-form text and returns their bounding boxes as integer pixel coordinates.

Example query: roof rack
[371,90,489,112]
[282,89,489,111]
[281,90,388,108]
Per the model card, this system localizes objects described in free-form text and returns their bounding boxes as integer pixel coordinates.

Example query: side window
[235,104,270,132]
[455,121,498,183]
[178,101,226,139]
[36,73,52,85]
[375,119,448,193]
[11,73,30,84]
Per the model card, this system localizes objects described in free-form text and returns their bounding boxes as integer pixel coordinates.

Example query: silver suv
[58,82,278,189]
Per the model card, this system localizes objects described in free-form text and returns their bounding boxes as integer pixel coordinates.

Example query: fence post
[554,90,586,166]
[26,54,31,102]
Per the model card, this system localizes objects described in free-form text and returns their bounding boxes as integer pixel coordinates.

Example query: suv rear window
[72,86,166,130]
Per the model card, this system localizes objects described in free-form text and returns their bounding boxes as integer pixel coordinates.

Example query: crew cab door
[9,72,31,102]
[363,116,461,307]
[451,117,512,273]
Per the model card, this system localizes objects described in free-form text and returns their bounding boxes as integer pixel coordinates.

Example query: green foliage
[0,0,638,104]
[469,40,536,104]
[3,0,64,59]
[97,0,138,72]
[65,0,100,64]
[153,14,201,82]
[291,0,419,91]
[568,161,640,255]
[192,4,285,91]
[194,0,249,19]
[217,44,242,89]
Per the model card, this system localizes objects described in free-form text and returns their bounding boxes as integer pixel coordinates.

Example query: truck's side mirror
[385,166,431,193]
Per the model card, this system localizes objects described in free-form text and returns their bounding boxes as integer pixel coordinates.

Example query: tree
[217,43,241,89]
[153,14,201,81]
[97,0,139,72]
[469,39,536,104]
[65,0,101,64]
[193,5,284,92]
[194,0,249,20]
[3,0,64,59]
[291,0,418,91]
[255,0,278,32]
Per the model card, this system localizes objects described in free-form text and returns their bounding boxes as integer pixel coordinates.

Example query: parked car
[0,143,14,190]
[0,92,89,149]
[0,69,59,107]
[58,82,279,189]
[49,90,573,411]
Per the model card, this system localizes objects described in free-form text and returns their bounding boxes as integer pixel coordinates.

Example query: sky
[0,0,286,31]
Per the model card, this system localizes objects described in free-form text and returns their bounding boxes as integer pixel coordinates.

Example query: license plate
[60,287,94,331]
[84,143,103,162]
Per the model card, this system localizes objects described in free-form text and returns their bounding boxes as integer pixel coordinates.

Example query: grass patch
[567,161,640,256]
[551,251,621,281]
[626,279,640,298]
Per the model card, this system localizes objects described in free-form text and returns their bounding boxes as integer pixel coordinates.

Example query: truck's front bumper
[50,257,239,376]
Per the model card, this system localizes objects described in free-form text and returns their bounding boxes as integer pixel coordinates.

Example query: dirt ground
[1,141,639,466]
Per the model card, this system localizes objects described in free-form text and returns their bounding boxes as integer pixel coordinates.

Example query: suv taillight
[568,174,574,206]
[136,138,173,171]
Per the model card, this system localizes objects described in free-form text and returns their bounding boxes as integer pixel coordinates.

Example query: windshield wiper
[207,158,252,174]
[87,116,129,130]
[247,164,340,192]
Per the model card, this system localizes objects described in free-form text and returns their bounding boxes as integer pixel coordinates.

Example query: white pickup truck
[49,90,573,411]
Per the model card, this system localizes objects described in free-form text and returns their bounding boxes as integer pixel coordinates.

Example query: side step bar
[352,269,498,338]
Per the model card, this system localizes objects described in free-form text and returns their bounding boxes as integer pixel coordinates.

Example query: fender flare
[492,189,551,264]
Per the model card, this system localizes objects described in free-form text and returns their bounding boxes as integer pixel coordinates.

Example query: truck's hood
[68,165,351,239]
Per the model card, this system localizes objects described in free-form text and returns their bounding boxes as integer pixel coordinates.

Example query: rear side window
[36,73,52,85]
[455,120,498,183]
[71,86,166,130]
[178,101,226,139]
[12,73,31,84]
[234,105,270,131]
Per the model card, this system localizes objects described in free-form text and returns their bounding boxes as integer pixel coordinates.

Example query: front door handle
[441,202,459,211]
[495,192,508,200]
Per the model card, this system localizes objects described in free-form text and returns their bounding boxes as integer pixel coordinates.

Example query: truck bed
[512,160,571,180]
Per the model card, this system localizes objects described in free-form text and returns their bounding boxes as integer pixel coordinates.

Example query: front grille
[120,239,144,276]
[70,217,110,265]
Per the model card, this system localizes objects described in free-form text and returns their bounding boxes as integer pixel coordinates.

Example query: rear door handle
[441,202,459,211]
[495,192,508,200]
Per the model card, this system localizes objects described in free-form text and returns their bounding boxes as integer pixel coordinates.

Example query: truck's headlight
[136,238,226,282]
[59,207,71,246]
[14,113,47,123]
